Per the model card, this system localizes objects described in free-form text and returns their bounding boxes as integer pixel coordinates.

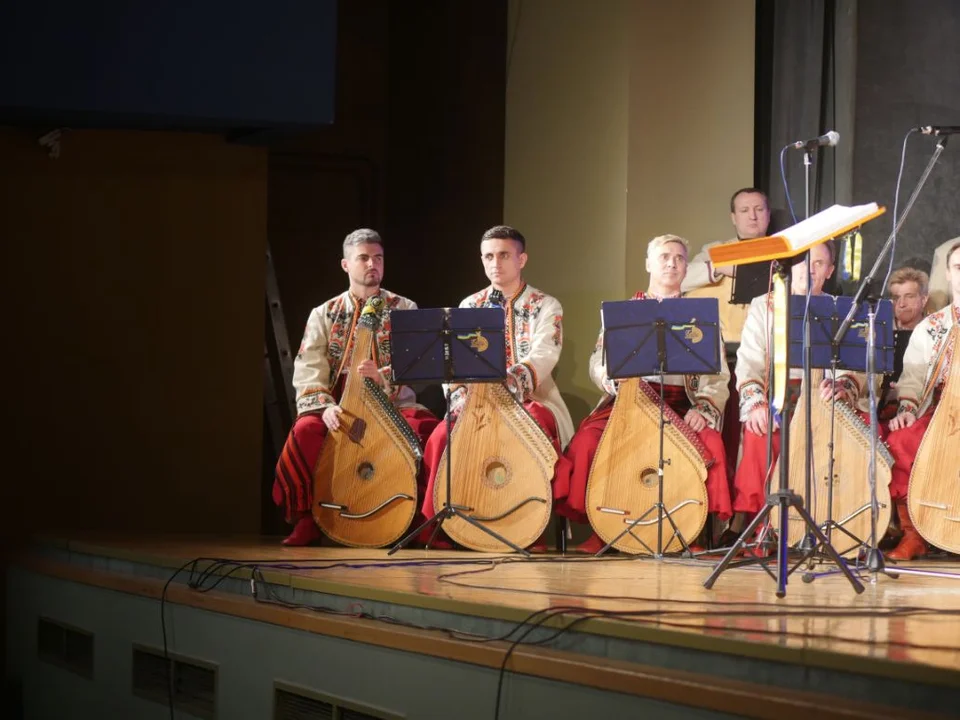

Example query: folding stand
[777,295,897,569]
[704,257,865,597]
[592,297,722,558]
[387,306,531,556]
[831,132,960,583]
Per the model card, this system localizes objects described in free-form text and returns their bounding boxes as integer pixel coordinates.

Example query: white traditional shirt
[587,291,730,431]
[451,283,574,447]
[293,288,420,415]
[681,238,739,292]
[895,304,958,418]
[736,292,864,420]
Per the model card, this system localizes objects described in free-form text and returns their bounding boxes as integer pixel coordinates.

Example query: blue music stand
[389,307,507,384]
[387,307,531,555]
[788,296,894,371]
[602,297,722,379]
[595,297,721,558]
[785,296,896,577]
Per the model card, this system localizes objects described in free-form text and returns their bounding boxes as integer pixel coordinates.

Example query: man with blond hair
[554,234,733,552]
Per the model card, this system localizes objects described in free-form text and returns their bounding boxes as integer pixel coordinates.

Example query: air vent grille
[341,709,389,720]
[36,617,94,678]
[132,645,216,719]
[274,682,404,720]
[275,687,335,720]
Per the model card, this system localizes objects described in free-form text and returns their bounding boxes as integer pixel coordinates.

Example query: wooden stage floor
[34,534,960,691]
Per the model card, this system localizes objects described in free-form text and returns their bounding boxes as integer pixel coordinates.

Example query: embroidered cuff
[896,397,919,417]
[738,381,767,421]
[694,399,722,430]
[297,387,336,415]
[835,375,861,402]
[449,385,468,415]
[602,376,619,396]
[508,363,535,400]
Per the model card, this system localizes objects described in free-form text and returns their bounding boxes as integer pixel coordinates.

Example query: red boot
[282,516,322,546]
[887,499,928,561]
[574,532,606,554]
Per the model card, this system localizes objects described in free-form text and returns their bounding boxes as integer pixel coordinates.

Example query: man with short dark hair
[885,241,960,560]
[682,188,772,293]
[272,228,439,546]
[419,225,574,546]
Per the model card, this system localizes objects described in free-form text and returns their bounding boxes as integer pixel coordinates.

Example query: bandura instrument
[586,378,710,554]
[432,381,556,552]
[312,298,422,547]
[908,326,960,554]
[771,368,893,556]
[685,276,751,344]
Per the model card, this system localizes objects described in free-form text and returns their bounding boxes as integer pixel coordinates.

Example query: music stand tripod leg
[706,260,865,596]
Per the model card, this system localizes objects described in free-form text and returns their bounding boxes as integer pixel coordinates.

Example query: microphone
[790,130,840,150]
[918,126,960,136]
[486,289,505,308]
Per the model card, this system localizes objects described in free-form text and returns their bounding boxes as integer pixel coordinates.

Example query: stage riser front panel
[7,569,746,720]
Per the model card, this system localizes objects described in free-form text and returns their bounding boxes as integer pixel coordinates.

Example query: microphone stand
[833,134,959,582]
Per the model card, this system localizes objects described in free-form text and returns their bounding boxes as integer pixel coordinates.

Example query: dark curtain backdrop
[756,0,960,296]
[851,0,960,295]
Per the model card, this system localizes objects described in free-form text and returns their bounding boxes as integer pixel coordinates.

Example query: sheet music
[778,203,880,252]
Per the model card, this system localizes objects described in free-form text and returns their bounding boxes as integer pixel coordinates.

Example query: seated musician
[885,240,960,560]
[683,188,773,488]
[926,234,960,310]
[731,241,867,548]
[555,234,732,553]
[682,187,771,294]
[419,225,574,546]
[273,229,439,546]
[879,267,930,421]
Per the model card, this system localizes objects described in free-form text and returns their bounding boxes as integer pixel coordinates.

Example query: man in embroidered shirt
[554,234,733,553]
[731,241,865,538]
[879,267,930,421]
[885,241,960,560]
[273,229,439,546]
[419,226,574,545]
[682,188,772,293]
[889,267,930,332]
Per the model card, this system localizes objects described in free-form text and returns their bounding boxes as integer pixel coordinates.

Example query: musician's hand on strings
[322,405,344,431]
[684,409,708,432]
[504,372,523,400]
[745,406,770,436]
[356,359,384,386]
[889,411,916,432]
[819,377,849,403]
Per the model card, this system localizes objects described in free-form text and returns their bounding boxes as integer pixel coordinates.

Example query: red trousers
[553,386,732,524]
[272,408,439,524]
[420,401,572,518]
[733,405,888,513]
[885,409,934,500]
